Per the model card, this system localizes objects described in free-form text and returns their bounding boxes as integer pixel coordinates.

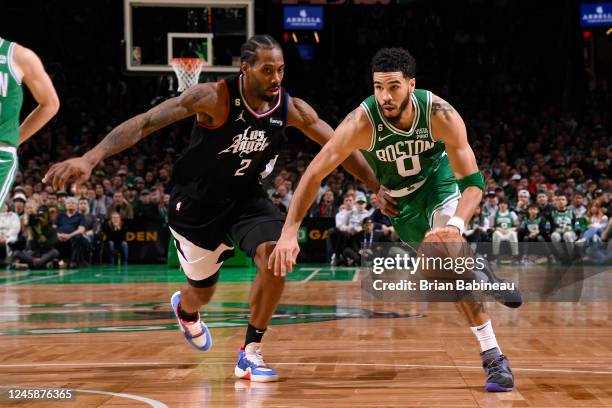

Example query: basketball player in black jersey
[44,35,381,382]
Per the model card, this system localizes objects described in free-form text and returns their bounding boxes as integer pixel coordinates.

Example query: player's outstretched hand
[377,185,399,217]
[269,233,300,277]
[43,157,94,192]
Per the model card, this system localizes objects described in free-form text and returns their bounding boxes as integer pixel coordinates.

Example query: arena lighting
[607,28,612,35]
[583,30,593,40]
[292,32,299,43]
[314,31,320,43]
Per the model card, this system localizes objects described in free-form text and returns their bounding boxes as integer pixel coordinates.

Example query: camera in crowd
[28,205,50,227]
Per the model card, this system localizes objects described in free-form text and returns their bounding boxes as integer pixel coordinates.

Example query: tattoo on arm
[94,115,149,160]
[91,85,210,161]
[431,101,455,117]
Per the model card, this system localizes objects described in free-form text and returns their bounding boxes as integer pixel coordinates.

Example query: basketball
[417,229,474,279]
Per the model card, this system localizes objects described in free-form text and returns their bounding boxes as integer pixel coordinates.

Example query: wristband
[446,216,465,235]
[457,171,485,193]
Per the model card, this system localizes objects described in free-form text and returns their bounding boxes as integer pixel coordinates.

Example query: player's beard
[251,76,277,103]
[255,87,275,103]
[383,93,411,125]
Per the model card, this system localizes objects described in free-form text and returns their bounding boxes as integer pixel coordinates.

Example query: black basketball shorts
[168,186,285,279]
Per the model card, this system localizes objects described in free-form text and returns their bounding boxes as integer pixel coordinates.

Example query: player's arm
[269,107,372,276]
[14,45,60,144]
[429,94,483,236]
[287,97,379,192]
[44,82,223,190]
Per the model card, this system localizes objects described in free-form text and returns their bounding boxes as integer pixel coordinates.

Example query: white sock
[470,320,500,353]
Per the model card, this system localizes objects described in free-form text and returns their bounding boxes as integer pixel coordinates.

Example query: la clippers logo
[219,126,270,158]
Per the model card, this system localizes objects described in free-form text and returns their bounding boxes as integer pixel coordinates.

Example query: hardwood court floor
[0,265,611,407]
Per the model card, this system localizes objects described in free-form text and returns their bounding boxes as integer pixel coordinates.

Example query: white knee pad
[170,228,233,281]
[431,198,459,229]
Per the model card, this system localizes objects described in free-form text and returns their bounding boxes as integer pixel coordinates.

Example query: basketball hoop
[170,58,204,92]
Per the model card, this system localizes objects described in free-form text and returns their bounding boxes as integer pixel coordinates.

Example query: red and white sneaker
[170,290,212,351]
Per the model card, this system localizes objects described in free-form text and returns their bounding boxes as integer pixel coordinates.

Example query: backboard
[124,0,254,74]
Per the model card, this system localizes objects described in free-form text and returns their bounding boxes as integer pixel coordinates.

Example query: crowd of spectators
[0,177,169,269]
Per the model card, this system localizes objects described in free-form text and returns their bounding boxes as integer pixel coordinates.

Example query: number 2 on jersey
[235,159,252,176]
[396,155,421,177]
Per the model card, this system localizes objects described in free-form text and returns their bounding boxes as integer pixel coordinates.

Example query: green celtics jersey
[552,209,573,232]
[0,38,23,147]
[360,89,446,195]
[495,210,514,229]
[525,218,540,233]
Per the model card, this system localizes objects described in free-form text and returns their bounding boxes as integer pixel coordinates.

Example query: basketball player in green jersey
[0,36,59,206]
[270,48,515,392]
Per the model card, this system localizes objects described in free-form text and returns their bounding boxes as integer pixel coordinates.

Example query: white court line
[352,270,361,282]
[1,386,167,408]
[75,388,167,408]
[0,270,79,287]
[1,361,611,376]
[301,269,321,282]
[0,307,153,316]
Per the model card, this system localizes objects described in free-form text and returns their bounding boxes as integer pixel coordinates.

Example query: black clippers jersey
[172,75,288,200]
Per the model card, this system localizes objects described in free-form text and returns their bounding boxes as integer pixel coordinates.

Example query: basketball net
[170,58,204,92]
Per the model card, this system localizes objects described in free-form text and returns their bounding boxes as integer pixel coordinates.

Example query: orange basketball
[417,229,473,278]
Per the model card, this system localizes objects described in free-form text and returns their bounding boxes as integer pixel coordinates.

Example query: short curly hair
[371,48,416,78]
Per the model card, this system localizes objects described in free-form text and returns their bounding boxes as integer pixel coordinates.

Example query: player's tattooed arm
[44,83,220,190]
[431,99,455,118]
[430,94,462,141]
[430,93,482,225]
[83,83,219,165]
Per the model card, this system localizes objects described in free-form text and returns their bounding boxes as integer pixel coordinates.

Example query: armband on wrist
[457,171,485,193]
[446,216,465,235]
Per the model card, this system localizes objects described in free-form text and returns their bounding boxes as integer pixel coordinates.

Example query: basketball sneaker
[472,258,523,308]
[234,342,279,382]
[170,290,212,351]
[481,347,514,392]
